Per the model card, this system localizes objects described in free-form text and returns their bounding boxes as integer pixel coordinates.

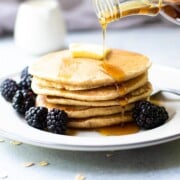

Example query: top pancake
[29,49,151,90]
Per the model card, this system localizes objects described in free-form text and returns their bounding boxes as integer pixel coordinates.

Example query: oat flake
[23,162,35,167]
[106,153,113,158]
[0,139,5,143]
[38,161,49,166]
[75,174,86,180]
[10,140,22,145]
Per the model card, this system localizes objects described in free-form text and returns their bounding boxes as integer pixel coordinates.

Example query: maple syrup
[66,129,78,136]
[119,97,129,106]
[95,0,180,27]
[96,122,140,136]
[95,0,162,61]
[66,122,140,136]
[102,24,107,60]
[94,0,180,61]
[98,0,162,28]
[119,83,128,95]
[101,62,126,81]
[161,4,180,25]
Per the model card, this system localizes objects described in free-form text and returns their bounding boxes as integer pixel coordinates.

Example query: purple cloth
[0,0,166,36]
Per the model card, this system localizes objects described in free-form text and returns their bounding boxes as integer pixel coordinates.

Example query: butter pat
[69,43,111,60]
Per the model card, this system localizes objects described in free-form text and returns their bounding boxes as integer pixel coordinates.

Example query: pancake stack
[29,48,152,129]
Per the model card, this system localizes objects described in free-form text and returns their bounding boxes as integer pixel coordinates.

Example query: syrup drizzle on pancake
[101,62,126,81]
[120,97,129,106]
[119,83,127,95]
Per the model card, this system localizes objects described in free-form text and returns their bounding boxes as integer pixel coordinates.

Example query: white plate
[0,65,180,151]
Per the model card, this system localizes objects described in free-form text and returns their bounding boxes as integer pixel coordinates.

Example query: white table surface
[0,25,180,180]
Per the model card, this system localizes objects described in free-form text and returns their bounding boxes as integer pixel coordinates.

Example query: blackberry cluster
[0,66,36,115]
[0,79,19,102]
[25,107,48,130]
[133,100,169,129]
[25,107,68,134]
[46,109,68,134]
[12,89,35,115]
[19,67,33,90]
[1,66,69,134]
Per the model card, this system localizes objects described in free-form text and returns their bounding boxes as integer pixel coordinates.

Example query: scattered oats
[0,169,8,179]
[106,153,113,158]
[38,161,49,167]
[10,140,22,145]
[75,174,86,180]
[23,162,35,167]
[0,139,5,143]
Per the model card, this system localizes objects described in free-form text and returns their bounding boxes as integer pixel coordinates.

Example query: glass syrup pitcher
[93,0,180,27]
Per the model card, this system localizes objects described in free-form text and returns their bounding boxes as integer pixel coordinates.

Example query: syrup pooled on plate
[96,122,140,136]
[66,122,140,136]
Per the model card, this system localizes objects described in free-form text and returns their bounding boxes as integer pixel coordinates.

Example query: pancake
[33,82,152,106]
[33,72,148,99]
[29,49,151,90]
[45,83,152,107]
[31,77,150,102]
[36,95,134,118]
[32,72,148,101]
[68,113,133,128]
[36,95,133,128]
[45,96,122,107]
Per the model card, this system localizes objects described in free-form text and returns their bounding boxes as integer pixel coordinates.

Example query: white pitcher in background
[14,0,66,55]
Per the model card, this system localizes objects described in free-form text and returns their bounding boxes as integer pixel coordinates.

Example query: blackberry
[12,89,36,115]
[25,107,48,130]
[46,109,68,134]
[19,74,33,90]
[133,100,169,129]
[0,79,19,102]
[19,66,33,90]
[20,66,29,79]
